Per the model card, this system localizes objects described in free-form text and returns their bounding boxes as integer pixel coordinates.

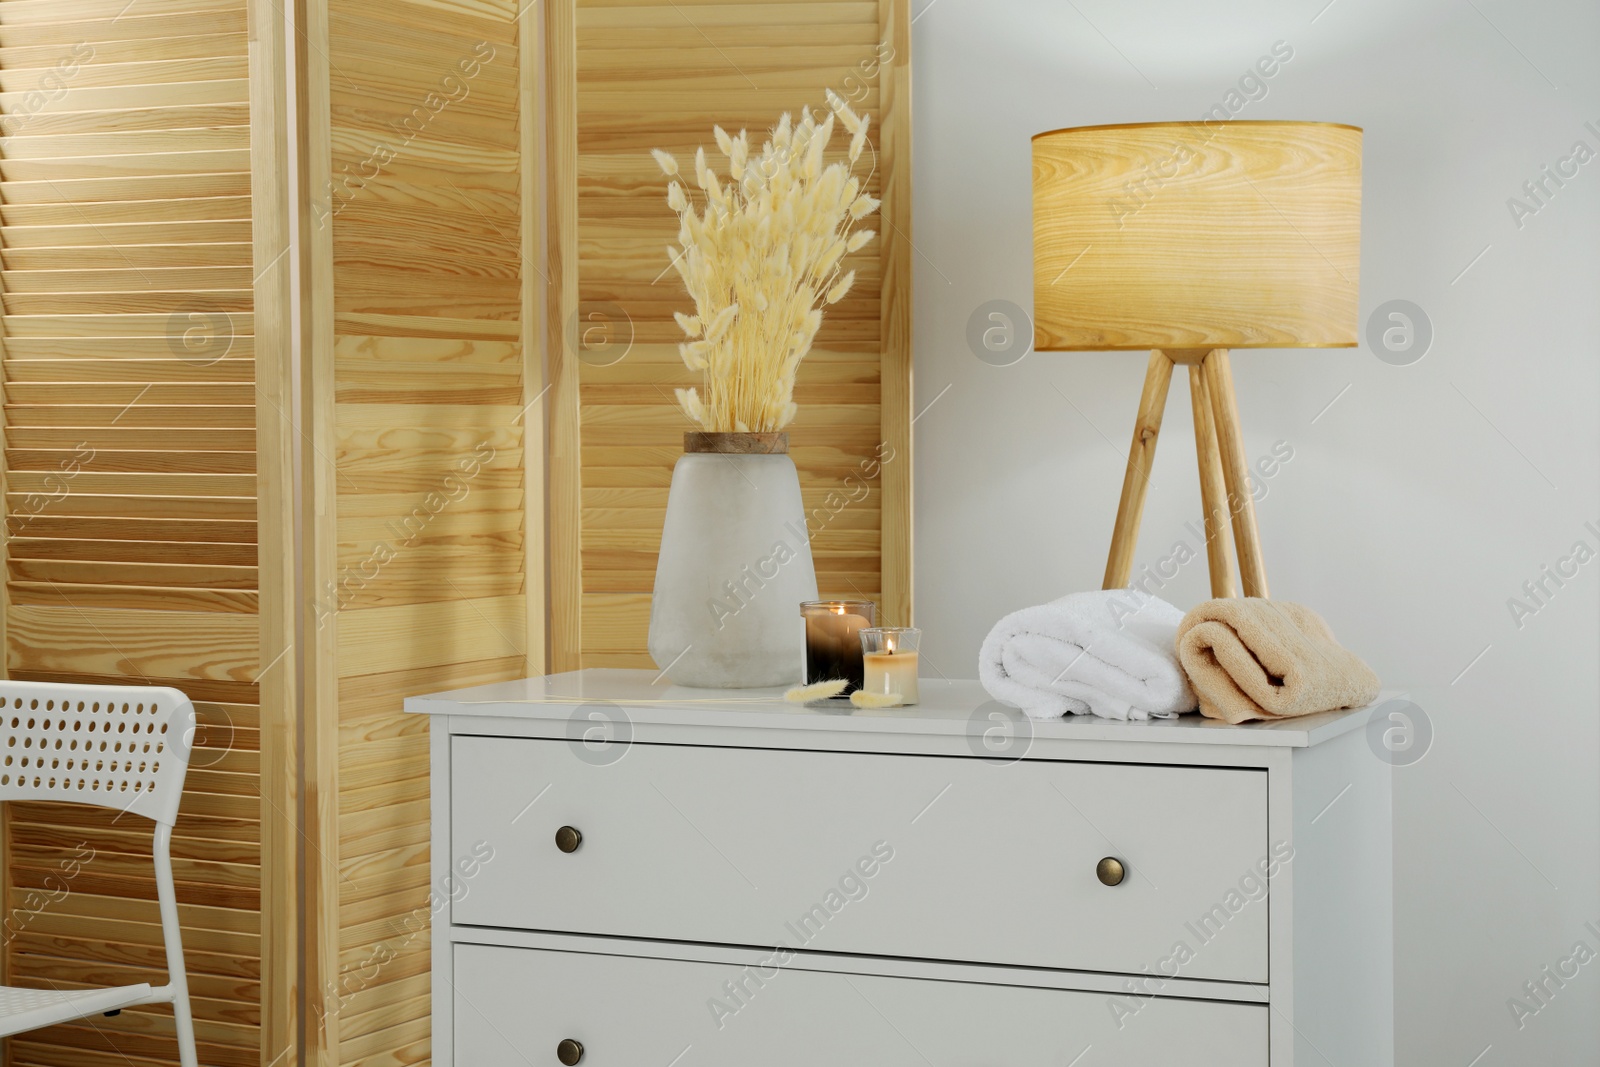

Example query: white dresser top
[405,668,1386,749]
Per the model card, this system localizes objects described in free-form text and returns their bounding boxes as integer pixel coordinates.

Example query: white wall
[911,0,1599,1061]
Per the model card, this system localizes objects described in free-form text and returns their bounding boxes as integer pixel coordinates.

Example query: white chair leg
[154,824,199,1067]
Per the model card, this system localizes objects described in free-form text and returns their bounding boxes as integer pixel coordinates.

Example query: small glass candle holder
[800,600,876,696]
[859,627,921,705]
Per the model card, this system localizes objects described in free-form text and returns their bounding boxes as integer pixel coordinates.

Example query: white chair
[0,680,199,1067]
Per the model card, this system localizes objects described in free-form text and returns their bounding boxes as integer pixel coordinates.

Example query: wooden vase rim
[684,431,789,454]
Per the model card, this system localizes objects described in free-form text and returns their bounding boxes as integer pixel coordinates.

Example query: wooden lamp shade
[1033,121,1362,350]
[1030,120,1363,598]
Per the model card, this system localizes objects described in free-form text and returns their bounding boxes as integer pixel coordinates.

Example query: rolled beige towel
[1176,599,1380,724]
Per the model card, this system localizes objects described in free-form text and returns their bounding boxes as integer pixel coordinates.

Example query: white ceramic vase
[648,433,818,688]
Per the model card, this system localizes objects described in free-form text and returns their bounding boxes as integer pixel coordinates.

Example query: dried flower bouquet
[652,90,880,433]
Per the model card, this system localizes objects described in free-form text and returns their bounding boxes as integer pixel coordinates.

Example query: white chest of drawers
[409,669,1393,1066]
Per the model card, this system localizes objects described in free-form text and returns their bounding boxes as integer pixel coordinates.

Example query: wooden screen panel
[552,0,912,670]
[0,0,289,1065]
[308,0,539,1062]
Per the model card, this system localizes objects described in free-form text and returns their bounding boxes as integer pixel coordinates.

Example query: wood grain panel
[546,0,581,671]
[0,2,292,1064]
[305,0,541,1060]
[247,0,298,1056]
[549,0,913,674]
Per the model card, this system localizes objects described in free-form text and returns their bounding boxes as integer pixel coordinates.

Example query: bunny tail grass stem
[785,679,848,704]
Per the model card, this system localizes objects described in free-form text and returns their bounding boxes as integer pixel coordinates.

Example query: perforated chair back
[0,680,196,827]
[0,680,200,1066]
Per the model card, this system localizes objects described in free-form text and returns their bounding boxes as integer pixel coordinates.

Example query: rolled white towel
[979,589,1198,721]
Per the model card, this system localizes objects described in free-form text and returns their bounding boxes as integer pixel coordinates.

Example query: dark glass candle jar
[799,600,876,696]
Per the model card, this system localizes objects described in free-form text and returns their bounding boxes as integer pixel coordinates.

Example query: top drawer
[449,738,1270,982]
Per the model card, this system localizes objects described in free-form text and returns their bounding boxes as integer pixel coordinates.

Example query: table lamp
[1032,120,1361,598]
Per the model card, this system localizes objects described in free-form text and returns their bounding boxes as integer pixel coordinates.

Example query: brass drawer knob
[555,826,583,853]
[1096,856,1126,886]
[557,1038,584,1065]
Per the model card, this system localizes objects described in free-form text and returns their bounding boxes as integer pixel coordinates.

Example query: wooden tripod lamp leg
[1188,363,1237,598]
[1103,350,1174,590]
[1201,348,1269,598]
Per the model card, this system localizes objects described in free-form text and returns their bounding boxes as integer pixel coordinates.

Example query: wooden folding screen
[0,0,295,1065]
[0,0,904,1062]
[546,0,913,671]
[300,0,542,1061]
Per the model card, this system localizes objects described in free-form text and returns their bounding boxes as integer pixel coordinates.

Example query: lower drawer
[452,943,1268,1065]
